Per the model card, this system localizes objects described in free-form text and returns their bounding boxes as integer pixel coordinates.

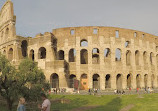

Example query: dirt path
[120,104,135,111]
[71,105,98,111]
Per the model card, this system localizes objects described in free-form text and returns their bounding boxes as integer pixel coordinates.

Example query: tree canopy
[0,54,50,110]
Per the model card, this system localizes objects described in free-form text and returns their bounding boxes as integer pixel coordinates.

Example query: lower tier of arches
[49,73,158,90]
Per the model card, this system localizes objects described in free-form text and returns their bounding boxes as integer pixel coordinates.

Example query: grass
[1,94,158,111]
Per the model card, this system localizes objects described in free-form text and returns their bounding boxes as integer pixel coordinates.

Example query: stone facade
[1,0,158,90]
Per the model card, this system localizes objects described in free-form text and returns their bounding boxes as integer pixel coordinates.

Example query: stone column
[64,39,69,62]
[111,74,116,90]
[100,73,105,90]
[122,74,126,89]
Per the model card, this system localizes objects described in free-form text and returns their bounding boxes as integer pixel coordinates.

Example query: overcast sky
[1,0,158,37]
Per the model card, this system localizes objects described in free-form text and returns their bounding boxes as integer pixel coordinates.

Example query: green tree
[0,55,50,111]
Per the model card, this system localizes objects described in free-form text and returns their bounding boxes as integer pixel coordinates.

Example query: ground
[1,93,158,111]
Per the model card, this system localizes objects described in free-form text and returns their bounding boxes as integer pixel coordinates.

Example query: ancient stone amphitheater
[1,0,158,91]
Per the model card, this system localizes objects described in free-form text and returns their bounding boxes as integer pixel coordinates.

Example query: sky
[0,0,158,37]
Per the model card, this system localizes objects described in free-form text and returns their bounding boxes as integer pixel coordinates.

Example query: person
[147,87,150,93]
[114,89,117,94]
[38,93,51,111]
[17,97,26,111]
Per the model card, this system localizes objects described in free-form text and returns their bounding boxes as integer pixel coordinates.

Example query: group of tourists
[17,93,51,111]
[88,88,100,95]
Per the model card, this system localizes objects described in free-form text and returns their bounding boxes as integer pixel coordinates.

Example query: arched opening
[115,30,119,38]
[116,74,122,90]
[8,48,13,61]
[38,47,46,59]
[104,48,111,63]
[92,48,99,64]
[143,51,147,66]
[69,74,76,88]
[80,74,88,90]
[29,49,35,61]
[125,41,130,48]
[80,49,88,64]
[134,32,137,37]
[115,48,121,61]
[80,39,88,47]
[5,28,9,38]
[151,74,155,88]
[50,73,59,88]
[150,52,154,64]
[135,50,140,65]
[58,50,64,60]
[93,74,100,89]
[21,40,28,58]
[105,74,111,88]
[144,74,148,88]
[127,74,132,88]
[69,49,76,62]
[136,74,141,88]
[104,48,111,58]
[126,50,131,66]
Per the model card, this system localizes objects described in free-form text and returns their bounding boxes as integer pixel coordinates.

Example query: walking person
[38,93,51,111]
[17,97,26,111]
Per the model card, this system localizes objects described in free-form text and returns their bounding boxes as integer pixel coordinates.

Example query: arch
[105,74,111,88]
[150,52,154,64]
[80,39,88,47]
[69,48,76,62]
[92,48,99,64]
[125,41,130,48]
[116,74,122,90]
[127,74,132,88]
[134,32,137,37]
[115,48,121,61]
[80,74,88,90]
[69,74,76,88]
[50,73,59,88]
[38,47,46,59]
[151,74,155,88]
[126,50,131,66]
[135,50,140,65]
[80,49,88,64]
[93,74,100,89]
[8,48,13,61]
[104,48,111,57]
[136,74,141,88]
[58,50,64,60]
[5,28,9,38]
[143,51,147,65]
[29,49,35,61]
[115,30,119,38]
[144,74,148,88]
[21,40,28,58]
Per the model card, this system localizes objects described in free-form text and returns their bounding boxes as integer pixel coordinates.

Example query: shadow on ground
[88,97,122,111]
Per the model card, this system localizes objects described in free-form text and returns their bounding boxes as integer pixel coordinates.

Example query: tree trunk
[7,98,13,111]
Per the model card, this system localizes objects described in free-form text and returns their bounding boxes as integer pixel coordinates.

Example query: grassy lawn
[1,93,158,111]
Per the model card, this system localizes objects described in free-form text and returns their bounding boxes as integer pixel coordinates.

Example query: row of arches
[57,48,157,65]
[3,48,13,61]
[50,73,88,90]
[50,73,157,90]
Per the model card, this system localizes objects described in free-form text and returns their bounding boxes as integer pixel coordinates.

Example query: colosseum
[1,0,158,91]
